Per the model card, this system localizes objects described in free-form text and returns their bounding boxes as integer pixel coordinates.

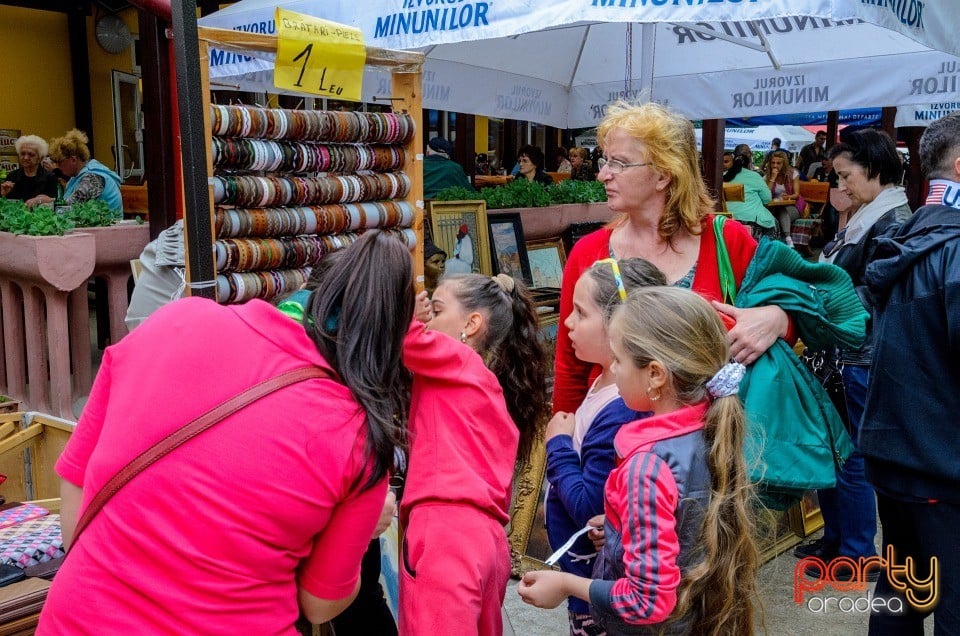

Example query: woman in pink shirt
[38,231,415,635]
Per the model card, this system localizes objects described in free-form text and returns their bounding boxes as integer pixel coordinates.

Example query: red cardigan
[553,215,758,414]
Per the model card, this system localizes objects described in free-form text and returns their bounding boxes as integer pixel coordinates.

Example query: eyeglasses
[597,157,652,175]
[596,258,627,301]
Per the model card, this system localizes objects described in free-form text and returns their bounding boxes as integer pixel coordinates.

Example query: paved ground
[502,530,935,635]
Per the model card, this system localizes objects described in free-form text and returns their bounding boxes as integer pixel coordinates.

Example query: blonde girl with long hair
[519,286,760,635]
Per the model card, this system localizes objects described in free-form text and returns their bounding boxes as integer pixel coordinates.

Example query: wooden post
[173,1,217,299]
[826,111,840,148]
[67,5,94,154]
[701,119,725,210]
[881,107,897,139]
[395,70,425,291]
[138,10,179,239]
[455,113,476,180]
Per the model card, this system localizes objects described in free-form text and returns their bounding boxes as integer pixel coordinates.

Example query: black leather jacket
[861,204,960,502]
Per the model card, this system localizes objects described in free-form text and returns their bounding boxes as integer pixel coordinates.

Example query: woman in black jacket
[794,129,911,578]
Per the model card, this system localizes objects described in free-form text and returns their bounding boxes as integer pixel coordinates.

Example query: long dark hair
[305,231,414,489]
[445,273,549,463]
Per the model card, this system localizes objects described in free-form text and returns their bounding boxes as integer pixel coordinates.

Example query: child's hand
[588,514,605,550]
[545,412,574,441]
[372,490,397,540]
[414,290,432,324]
[518,571,568,609]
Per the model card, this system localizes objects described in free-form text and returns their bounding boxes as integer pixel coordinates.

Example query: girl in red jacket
[399,273,549,636]
[519,287,761,636]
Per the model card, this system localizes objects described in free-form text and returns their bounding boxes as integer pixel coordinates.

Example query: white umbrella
[896,99,960,128]
[200,1,960,128]
[694,125,814,153]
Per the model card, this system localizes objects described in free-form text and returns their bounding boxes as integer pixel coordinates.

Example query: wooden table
[474,175,513,188]
[765,198,798,208]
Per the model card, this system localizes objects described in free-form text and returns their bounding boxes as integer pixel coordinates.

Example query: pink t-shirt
[38,297,386,635]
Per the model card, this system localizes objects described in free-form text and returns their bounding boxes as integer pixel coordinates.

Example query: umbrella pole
[639,23,655,102]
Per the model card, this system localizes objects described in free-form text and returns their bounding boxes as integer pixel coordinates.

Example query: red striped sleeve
[608,452,681,624]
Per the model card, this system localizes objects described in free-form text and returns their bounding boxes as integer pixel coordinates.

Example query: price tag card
[274,8,366,102]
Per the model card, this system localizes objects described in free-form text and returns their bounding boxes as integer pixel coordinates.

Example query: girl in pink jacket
[400,273,549,636]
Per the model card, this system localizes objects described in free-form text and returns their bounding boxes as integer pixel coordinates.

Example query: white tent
[694,126,814,153]
[200,1,960,128]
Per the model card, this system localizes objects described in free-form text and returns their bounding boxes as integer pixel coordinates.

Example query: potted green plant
[434,179,613,240]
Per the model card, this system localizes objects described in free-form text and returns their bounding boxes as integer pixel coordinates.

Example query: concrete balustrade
[0,223,150,419]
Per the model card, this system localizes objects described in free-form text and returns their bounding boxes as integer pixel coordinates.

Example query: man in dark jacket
[861,110,960,635]
[422,136,474,199]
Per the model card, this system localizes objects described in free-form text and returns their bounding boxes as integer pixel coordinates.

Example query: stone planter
[487,202,614,241]
[77,222,151,348]
[77,222,150,271]
[0,224,148,420]
[0,231,96,291]
[0,231,99,419]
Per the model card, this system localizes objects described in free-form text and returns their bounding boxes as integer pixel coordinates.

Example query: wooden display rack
[192,27,426,298]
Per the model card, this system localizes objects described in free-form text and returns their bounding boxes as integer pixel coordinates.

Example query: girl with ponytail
[519,286,760,636]
[399,273,549,635]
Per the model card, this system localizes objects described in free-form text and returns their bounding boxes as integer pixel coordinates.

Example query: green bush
[70,200,116,228]
[547,179,607,205]
[433,178,606,209]
[431,186,478,202]
[0,198,119,236]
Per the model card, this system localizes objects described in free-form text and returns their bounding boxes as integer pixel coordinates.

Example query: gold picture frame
[526,238,567,289]
[507,312,561,577]
[507,424,554,577]
[426,200,493,276]
[794,490,825,537]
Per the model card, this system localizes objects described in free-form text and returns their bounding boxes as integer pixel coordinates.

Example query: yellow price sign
[274,8,366,101]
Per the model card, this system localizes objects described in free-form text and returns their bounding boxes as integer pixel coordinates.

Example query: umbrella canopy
[201,1,960,128]
[694,125,814,153]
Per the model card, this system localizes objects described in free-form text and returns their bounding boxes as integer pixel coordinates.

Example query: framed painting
[526,238,566,290]
[796,490,824,537]
[487,213,532,285]
[426,200,492,276]
[505,312,561,577]
[537,312,559,394]
[507,421,555,577]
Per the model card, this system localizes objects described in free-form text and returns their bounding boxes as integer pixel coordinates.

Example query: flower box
[0,231,95,292]
[487,202,614,241]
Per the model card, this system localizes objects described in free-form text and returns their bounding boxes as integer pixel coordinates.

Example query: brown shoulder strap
[71,366,329,546]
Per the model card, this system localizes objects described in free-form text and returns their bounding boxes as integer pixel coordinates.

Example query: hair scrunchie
[492,273,515,294]
[705,361,746,399]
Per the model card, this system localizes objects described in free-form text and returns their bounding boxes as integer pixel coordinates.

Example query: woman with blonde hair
[520,286,760,635]
[1,135,58,202]
[553,101,792,415]
[762,150,802,246]
[27,129,122,215]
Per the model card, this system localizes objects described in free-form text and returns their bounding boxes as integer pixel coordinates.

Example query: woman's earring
[459,332,467,343]
[646,386,661,402]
